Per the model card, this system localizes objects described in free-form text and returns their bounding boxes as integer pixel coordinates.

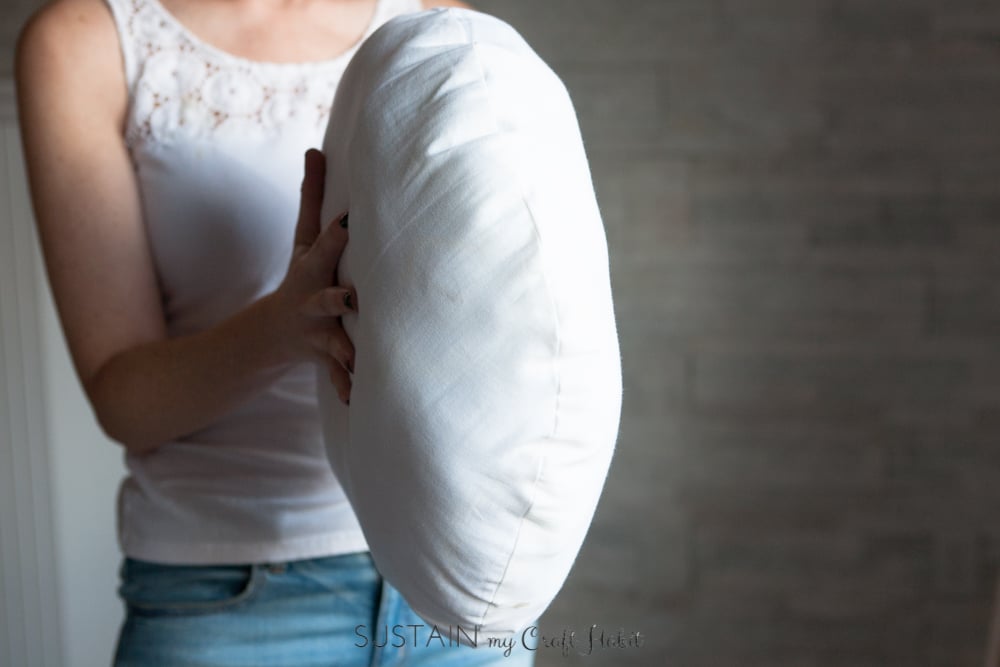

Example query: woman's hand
[269,148,356,405]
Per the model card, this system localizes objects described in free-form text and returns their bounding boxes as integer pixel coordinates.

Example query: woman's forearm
[87,292,292,456]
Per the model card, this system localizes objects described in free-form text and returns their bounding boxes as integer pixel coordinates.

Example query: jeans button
[266,562,287,575]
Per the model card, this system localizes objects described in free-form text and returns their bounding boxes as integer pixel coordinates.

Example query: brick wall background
[4,0,1000,665]
[472,1,1000,665]
[0,0,37,78]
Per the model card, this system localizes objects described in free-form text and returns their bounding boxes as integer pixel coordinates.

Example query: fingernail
[343,291,354,310]
[347,358,355,374]
[339,213,349,229]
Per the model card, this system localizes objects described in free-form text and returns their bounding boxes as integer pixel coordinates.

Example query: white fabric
[102,0,424,565]
[319,8,623,634]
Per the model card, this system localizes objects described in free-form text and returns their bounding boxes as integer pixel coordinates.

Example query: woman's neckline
[144,0,387,69]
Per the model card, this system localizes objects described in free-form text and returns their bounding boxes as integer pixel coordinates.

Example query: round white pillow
[318,7,622,636]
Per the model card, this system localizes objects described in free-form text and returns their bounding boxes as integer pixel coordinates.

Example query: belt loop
[266,561,288,575]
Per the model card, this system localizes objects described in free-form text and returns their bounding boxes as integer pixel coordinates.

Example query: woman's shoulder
[420,0,474,9]
[16,0,126,121]
[15,0,128,138]
[16,0,122,86]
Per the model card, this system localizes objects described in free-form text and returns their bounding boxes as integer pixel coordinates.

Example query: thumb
[293,148,326,250]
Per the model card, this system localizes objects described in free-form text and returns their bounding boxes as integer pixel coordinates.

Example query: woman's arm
[16,0,355,456]
[423,0,474,9]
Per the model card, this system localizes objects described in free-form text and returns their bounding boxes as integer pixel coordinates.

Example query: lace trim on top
[112,0,393,146]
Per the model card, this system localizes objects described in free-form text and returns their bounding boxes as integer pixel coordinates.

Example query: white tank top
[103,0,425,565]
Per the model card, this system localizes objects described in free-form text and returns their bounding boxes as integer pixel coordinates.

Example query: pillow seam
[448,12,564,630]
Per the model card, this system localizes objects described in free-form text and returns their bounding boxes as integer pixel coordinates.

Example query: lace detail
[108,0,398,146]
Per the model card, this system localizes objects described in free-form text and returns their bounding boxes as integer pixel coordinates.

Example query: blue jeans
[113,552,535,666]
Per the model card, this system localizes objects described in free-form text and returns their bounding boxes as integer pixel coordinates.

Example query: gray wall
[473,1,1000,666]
[4,0,1000,665]
[0,0,38,78]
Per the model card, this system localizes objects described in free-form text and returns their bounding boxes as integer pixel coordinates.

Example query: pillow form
[318,7,622,638]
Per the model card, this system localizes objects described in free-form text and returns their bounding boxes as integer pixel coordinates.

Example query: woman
[15,0,533,664]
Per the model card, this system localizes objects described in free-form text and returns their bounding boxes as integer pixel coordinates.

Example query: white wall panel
[1,78,125,667]
[0,82,62,667]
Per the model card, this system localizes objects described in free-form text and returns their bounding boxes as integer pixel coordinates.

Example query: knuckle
[332,331,354,365]
[326,330,343,358]
[319,226,344,253]
[327,362,352,402]
[301,294,322,318]
[323,289,343,314]
[301,253,331,284]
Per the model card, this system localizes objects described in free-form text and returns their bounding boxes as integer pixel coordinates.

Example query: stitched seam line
[446,12,563,629]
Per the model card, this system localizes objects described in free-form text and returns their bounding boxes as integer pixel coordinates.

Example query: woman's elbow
[85,373,161,456]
